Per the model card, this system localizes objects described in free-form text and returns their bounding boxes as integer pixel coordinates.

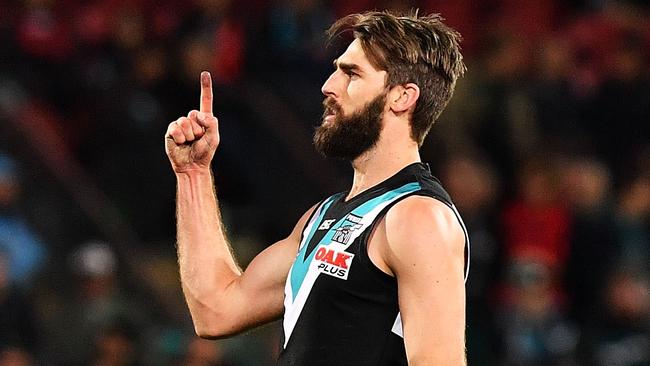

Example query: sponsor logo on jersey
[318,219,336,230]
[314,245,354,280]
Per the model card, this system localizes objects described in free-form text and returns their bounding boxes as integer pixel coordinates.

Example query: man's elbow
[192,316,241,340]
[408,355,466,366]
[408,346,466,366]
[187,299,242,339]
[194,325,229,340]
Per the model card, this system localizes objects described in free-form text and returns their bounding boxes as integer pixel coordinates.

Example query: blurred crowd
[0,0,649,365]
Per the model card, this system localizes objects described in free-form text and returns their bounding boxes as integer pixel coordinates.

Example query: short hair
[327,10,465,146]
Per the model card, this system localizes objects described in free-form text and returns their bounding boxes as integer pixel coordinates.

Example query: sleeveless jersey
[278,162,469,366]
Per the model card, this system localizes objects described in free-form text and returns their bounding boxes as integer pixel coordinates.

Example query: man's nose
[321,71,339,98]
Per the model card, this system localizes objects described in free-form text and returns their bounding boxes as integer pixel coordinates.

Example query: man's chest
[285,187,416,306]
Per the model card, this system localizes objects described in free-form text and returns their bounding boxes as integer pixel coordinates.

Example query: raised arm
[383,196,467,365]
[165,72,308,338]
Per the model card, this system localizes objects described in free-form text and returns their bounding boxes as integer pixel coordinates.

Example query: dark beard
[313,91,386,161]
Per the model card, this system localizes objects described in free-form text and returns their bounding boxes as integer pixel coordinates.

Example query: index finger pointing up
[200,71,213,114]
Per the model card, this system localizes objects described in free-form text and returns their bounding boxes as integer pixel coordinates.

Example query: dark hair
[327,10,465,146]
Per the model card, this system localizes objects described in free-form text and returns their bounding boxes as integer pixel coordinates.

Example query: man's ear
[389,83,420,113]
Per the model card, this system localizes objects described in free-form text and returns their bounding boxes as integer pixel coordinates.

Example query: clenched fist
[165,71,220,173]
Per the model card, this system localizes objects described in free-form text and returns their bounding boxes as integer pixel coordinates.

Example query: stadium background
[0,0,648,365]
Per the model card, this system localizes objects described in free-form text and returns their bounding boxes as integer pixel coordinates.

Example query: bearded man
[165,10,469,366]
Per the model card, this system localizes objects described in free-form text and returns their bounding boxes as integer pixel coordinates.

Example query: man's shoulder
[386,195,455,229]
[383,195,464,254]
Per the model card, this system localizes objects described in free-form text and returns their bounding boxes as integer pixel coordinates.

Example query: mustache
[322,97,342,117]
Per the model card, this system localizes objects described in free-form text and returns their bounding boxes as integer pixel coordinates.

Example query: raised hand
[165,71,220,173]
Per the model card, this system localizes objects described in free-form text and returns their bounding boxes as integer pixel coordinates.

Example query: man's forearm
[175,168,241,336]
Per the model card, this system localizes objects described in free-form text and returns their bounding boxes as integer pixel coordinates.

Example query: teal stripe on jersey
[290,195,338,300]
[288,182,420,301]
[349,182,420,217]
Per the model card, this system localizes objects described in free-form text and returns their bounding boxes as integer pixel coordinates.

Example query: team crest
[331,214,362,244]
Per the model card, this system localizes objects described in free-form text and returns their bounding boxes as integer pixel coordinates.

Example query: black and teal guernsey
[278,162,470,366]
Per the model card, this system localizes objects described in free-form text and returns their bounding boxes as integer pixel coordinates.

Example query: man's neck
[347,139,421,201]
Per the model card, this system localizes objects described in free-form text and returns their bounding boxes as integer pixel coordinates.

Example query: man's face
[314,91,386,160]
[314,39,389,160]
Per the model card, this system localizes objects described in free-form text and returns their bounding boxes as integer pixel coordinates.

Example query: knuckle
[167,124,179,135]
[178,118,190,129]
[170,128,182,138]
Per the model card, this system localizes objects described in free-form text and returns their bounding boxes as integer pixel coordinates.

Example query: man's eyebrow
[333,59,362,73]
